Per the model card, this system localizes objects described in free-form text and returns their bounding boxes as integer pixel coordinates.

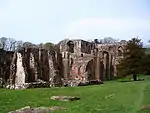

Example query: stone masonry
[59,39,126,83]
[0,39,126,89]
[0,48,62,89]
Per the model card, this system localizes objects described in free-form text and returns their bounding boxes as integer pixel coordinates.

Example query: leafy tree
[22,42,37,48]
[94,39,99,44]
[43,42,54,50]
[140,54,150,74]
[117,38,145,76]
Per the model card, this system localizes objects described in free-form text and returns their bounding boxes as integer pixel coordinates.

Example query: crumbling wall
[0,39,126,88]
[0,49,14,87]
[0,47,62,89]
[15,52,26,85]
[60,39,126,83]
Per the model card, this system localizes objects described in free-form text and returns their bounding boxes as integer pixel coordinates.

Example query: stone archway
[85,59,95,81]
[67,41,74,53]
[117,46,124,56]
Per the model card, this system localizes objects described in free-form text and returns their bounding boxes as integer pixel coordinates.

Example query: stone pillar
[99,51,103,81]
[38,48,42,80]
[112,56,117,77]
[29,52,38,81]
[114,59,117,77]
[48,51,55,80]
[108,54,112,80]
[39,48,41,61]
[95,51,100,80]
[48,51,56,86]
[63,52,69,80]
[103,53,107,80]
[10,52,17,87]
[15,52,26,86]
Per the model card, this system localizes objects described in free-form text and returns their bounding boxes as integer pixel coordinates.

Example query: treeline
[93,37,119,44]
[1,37,150,76]
[0,37,119,51]
[117,38,150,76]
[0,37,56,51]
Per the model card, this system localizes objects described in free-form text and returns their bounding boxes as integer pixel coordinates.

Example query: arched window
[67,41,74,53]
[118,50,122,56]
[118,46,123,56]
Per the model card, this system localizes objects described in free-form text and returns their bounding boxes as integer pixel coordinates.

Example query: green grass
[0,76,150,113]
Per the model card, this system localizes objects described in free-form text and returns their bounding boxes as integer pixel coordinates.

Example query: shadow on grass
[119,80,133,83]
[118,79,145,83]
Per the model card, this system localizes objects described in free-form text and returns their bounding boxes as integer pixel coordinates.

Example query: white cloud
[65,18,150,41]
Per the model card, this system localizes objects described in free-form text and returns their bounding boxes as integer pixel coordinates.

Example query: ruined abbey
[0,39,126,89]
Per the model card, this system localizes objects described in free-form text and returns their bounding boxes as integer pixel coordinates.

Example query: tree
[140,54,150,75]
[37,43,43,49]
[0,37,7,50]
[102,37,117,43]
[22,42,37,48]
[93,37,118,44]
[15,40,23,51]
[94,39,99,44]
[0,37,21,51]
[7,38,17,51]
[117,38,145,76]
[43,42,54,50]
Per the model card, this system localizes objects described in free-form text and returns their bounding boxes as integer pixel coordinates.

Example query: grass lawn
[0,75,150,113]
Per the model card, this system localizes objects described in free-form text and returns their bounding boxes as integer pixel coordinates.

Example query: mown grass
[0,75,150,113]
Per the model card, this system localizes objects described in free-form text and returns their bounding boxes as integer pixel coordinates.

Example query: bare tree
[92,37,118,44]
[23,41,38,48]
[0,37,20,51]
[43,42,54,50]
[0,37,7,50]
[7,38,17,51]
[100,37,118,44]
[15,40,23,51]
[37,43,43,49]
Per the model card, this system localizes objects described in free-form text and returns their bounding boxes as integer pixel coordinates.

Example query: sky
[0,0,150,44]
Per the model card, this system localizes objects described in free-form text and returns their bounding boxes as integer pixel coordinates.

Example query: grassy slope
[0,76,150,113]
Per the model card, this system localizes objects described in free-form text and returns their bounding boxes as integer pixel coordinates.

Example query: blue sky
[0,0,150,44]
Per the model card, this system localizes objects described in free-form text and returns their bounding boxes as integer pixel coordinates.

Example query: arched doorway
[67,41,74,53]
[118,46,124,56]
[85,59,95,81]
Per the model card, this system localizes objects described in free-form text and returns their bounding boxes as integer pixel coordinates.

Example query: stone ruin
[0,48,62,89]
[59,39,126,85]
[0,39,126,89]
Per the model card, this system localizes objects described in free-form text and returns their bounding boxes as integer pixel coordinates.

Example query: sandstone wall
[0,39,126,88]
[0,48,62,89]
[0,49,14,86]
[59,39,126,84]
